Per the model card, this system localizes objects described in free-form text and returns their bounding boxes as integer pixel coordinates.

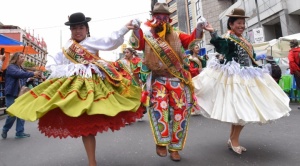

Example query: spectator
[288,39,300,88]
[0,48,5,70]
[1,52,40,139]
[265,55,281,84]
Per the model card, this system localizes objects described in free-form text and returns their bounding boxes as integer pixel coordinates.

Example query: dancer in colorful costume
[183,43,203,115]
[129,2,204,161]
[184,43,203,78]
[193,8,291,154]
[114,47,142,86]
[7,12,144,166]
[114,47,147,120]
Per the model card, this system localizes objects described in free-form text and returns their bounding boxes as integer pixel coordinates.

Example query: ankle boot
[156,145,167,157]
[169,151,181,161]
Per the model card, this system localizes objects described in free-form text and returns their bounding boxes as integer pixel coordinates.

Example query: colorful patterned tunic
[130,25,203,151]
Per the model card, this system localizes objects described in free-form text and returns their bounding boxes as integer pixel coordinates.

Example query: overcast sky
[0,0,151,60]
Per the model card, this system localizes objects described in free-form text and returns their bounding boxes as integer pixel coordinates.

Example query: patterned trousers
[148,77,193,151]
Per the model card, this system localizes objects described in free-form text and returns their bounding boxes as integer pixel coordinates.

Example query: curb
[0,114,7,120]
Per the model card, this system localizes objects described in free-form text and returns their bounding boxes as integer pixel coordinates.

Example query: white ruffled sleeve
[83,26,129,51]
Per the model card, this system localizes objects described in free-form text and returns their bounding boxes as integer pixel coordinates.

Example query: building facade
[0,25,47,69]
[202,0,236,49]
[218,0,300,43]
[163,0,299,53]
[162,0,236,52]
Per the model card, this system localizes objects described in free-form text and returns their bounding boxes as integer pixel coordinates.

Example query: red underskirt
[38,106,145,139]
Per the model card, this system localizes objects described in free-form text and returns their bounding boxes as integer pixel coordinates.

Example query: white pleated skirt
[192,58,291,125]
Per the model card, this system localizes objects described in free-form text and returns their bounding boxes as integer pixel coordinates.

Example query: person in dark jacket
[1,52,40,139]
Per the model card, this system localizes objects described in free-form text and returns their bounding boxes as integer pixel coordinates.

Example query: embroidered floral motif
[174,114,182,121]
[160,101,168,109]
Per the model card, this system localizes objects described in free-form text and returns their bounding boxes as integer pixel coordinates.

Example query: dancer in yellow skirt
[7,12,144,166]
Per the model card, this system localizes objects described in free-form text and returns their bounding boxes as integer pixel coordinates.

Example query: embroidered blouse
[210,30,257,67]
[46,27,129,78]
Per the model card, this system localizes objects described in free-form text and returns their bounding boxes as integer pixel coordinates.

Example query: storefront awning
[0,45,38,55]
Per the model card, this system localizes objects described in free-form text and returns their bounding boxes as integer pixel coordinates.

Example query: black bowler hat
[65,12,91,26]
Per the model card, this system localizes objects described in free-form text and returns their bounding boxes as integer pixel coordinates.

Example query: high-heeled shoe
[227,139,247,152]
[227,139,243,154]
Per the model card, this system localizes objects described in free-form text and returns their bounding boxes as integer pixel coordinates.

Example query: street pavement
[0,103,299,166]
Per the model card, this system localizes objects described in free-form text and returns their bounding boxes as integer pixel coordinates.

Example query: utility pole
[255,0,262,27]
[243,0,249,40]
[60,30,62,49]
[151,0,158,11]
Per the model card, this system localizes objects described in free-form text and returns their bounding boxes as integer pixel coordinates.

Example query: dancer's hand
[132,19,141,29]
[126,19,141,30]
[203,23,214,33]
[196,16,207,30]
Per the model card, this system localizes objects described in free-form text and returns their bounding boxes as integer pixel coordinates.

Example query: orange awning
[0,45,38,54]
[34,66,46,71]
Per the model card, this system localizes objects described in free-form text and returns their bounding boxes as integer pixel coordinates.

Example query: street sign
[253,27,265,43]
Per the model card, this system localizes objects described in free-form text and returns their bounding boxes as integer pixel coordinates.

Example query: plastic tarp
[253,33,300,58]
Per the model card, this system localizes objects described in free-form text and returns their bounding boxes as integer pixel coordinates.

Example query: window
[196,0,201,15]
[169,0,176,6]
[172,23,178,28]
[188,4,192,18]
[170,11,177,18]
[189,19,194,33]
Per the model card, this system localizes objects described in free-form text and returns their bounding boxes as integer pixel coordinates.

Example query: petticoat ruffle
[192,58,291,125]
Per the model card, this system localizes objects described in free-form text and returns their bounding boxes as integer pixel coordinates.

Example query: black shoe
[15,133,30,139]
[1,131,7,139]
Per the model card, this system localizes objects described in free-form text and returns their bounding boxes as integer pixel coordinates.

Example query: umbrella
[0,34,37,54]
[0,45,38,55]
[0,34,23,45]
[0,45,38,71]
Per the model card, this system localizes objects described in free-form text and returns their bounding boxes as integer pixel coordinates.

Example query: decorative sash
[188,55,202,68]
[144,34,192,85]
[117,59,139,85]
[224,31,259,66]
[62,40,123,85]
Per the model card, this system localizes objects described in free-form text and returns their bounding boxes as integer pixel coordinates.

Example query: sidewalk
[0,107,7,120]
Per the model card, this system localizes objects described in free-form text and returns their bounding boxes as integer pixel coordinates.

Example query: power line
[33,12,149,30]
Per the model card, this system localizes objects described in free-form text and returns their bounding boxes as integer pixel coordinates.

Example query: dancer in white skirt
[193,8,291,154]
